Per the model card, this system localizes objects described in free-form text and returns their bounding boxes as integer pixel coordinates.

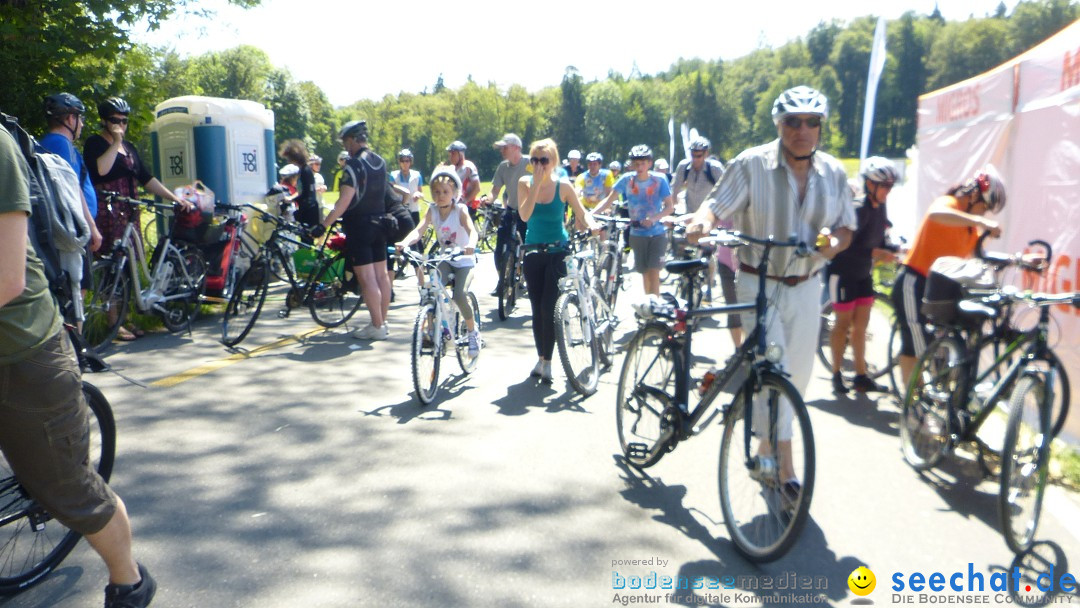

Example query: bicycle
[555,232,617,396]
[220,204,362,347]
[616,231,815,562]
[473,199,502,253]
[899,234,1076,554]
[397,248,483,405]
[82,193,207,352]
[497,217,527,321]
[0,327,116,594]
[592,214,633,310]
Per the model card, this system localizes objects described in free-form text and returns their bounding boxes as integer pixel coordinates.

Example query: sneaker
[853,374,887,393]
[540,361,553,383]
[530,360,544,378]
[104,563,156,608]
[467,330,480,356]
[831,372,848,395]
[490,287,500,297]
[780,480,802,512]
[352,323,389,341]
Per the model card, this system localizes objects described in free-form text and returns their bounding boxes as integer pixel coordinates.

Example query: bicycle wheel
[596,250,621,309]
[412,302,441,405]
[899,335,963,470]
[718,370,815,562]
[455,292,481,374]
[616,323,680,468]
[555,291,599,396]
[308,253,363,328]
[221,258,269,347]
[592,290,616,367]
[177,242,208,296]
[1000,374,1051,554]
[817,294,896,379]
[887,321,903,396]
[497,249,518,321]
[0,382,116,594]
[82,259,130,353]
[157,247,203,332]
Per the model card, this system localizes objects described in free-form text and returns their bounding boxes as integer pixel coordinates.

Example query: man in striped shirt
[687,85,856,500]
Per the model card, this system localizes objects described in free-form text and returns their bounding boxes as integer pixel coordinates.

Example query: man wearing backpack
[671,136,724,214]
[39,93,102,253]
[1,123,156,608]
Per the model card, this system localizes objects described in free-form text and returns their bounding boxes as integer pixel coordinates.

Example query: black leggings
[523,250,567,360]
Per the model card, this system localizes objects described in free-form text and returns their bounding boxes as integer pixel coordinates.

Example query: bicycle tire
[887,321,903,396]
[999,374,1051,554]
[82,259,131,353]
[596,251,619,309]
[718,370,815,562]
[497,250,518,321]
[0,382,115,594]
[308,253,362,328]
[899,335,963,470]
[412,302,441,405]
[455,292,482,374]
[178,242,208,296]
[555,291,599,396]
[593,290,616,367]
[616,323,681,468]
[817,293,896,380]
[221,258,270,347]
[158,246,203,332]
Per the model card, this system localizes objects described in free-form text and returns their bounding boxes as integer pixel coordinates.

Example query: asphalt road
[4,254,1079,608]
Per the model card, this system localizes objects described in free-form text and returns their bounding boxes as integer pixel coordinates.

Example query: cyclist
[654,157,672,183]
[1,125,156,608]
[608,160,622,181]
[484,133,531,295]
[565,149,585,178]
[595,145,674,296]
[390,148,425,286]
[445,140,482,220]
[892,166,1006,392]
[279,139,321,232]
[575,152,614,210]
[517,138,600,382]
[826,156,901,395]
[311,120,392,341]
[686,85,856,502]
[40,93,102,254]
[309,154,327,208]
[395,169,481,356]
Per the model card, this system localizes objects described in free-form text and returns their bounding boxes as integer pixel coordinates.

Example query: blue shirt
[612,172,670,237]
[40,133,97,218]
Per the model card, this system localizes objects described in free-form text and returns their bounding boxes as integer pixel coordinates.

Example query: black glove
[309,224,326,239]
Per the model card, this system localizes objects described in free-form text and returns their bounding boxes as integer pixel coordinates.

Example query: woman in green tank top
[516,138,599,382]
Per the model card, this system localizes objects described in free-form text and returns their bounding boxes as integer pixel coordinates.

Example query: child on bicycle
[395,168,481,356]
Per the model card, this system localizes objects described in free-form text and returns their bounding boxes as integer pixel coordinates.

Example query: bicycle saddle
[664,258,708,275]
[956,299,996,326]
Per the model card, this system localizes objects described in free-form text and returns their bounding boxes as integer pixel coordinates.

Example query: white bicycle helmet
[279,163,299,178]
[586,152,603,163]
[771,86,829,125]
[608,161,621,172]
[860,156,898,184]
[430,166,463,194]
[689,136,711,151]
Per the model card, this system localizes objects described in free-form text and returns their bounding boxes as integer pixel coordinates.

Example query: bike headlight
[765,342,783,363]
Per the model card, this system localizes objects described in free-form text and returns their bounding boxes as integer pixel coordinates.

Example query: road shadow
[612,456,864,607]
[491,377,591,416]
[912,454,1003,533]
[807,391,900,438]
[1003,541,1077,606]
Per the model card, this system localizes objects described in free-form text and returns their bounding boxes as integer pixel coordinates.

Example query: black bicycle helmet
[97,96,131,120]
[44,93,85,118]
[338,120,368,141]
[629,145,652,159]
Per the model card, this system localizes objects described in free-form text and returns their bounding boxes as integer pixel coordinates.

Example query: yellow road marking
[150,326,328,388]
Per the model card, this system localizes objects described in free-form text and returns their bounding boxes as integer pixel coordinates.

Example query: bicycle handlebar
[975,231,1051,274]
[699,229,811,256]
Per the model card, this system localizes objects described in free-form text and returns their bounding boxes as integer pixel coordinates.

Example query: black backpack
[682,159,719,185]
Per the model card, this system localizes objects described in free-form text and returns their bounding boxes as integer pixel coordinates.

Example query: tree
[555,67,586,153]
[1007,0,1079,55]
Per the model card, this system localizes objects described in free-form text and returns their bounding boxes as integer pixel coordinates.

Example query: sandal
[115,327,137,341]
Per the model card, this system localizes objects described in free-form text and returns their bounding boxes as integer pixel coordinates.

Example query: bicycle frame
[412,251,470,350]
[107,204,199,315]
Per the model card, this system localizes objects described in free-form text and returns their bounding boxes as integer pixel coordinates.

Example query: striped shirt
[704,138,856,278]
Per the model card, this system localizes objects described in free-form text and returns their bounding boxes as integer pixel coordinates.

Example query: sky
[138,0,1019,108]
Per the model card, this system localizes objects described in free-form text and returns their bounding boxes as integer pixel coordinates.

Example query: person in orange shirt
[891,166,1006,388]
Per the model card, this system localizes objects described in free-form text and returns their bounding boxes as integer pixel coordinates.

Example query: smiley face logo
[848,566,876,596]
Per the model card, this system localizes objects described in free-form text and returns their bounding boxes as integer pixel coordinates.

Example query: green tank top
[524,177,569,246]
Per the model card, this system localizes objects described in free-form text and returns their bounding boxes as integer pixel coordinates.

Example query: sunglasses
[398,158,412,163]
[874,181,896,190]
[691,151,706,158]
[530,157,551,166]
[782,116,821,129]
[107,116,129,125]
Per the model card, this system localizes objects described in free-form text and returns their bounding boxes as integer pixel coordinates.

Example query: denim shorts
[0,332,117,535]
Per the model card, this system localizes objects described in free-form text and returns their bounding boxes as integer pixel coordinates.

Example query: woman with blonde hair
[517,138,599,382]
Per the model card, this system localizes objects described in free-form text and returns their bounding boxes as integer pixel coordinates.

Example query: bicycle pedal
[627,442,649,460]
[277,308,291,319]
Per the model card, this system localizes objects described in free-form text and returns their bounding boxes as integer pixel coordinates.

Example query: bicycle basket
[922,256,997,325]
[173,181,216,229]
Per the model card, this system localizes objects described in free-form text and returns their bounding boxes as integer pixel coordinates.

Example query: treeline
[1,0,1076,183]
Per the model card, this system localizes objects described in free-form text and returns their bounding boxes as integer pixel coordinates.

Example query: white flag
[860,16,887,163]
[668,116,676,169]
[681,123,691,160]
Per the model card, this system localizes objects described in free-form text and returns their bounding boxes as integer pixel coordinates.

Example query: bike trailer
[921,256,996,325]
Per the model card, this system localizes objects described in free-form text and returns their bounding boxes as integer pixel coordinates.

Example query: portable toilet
[150,96,276,239]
